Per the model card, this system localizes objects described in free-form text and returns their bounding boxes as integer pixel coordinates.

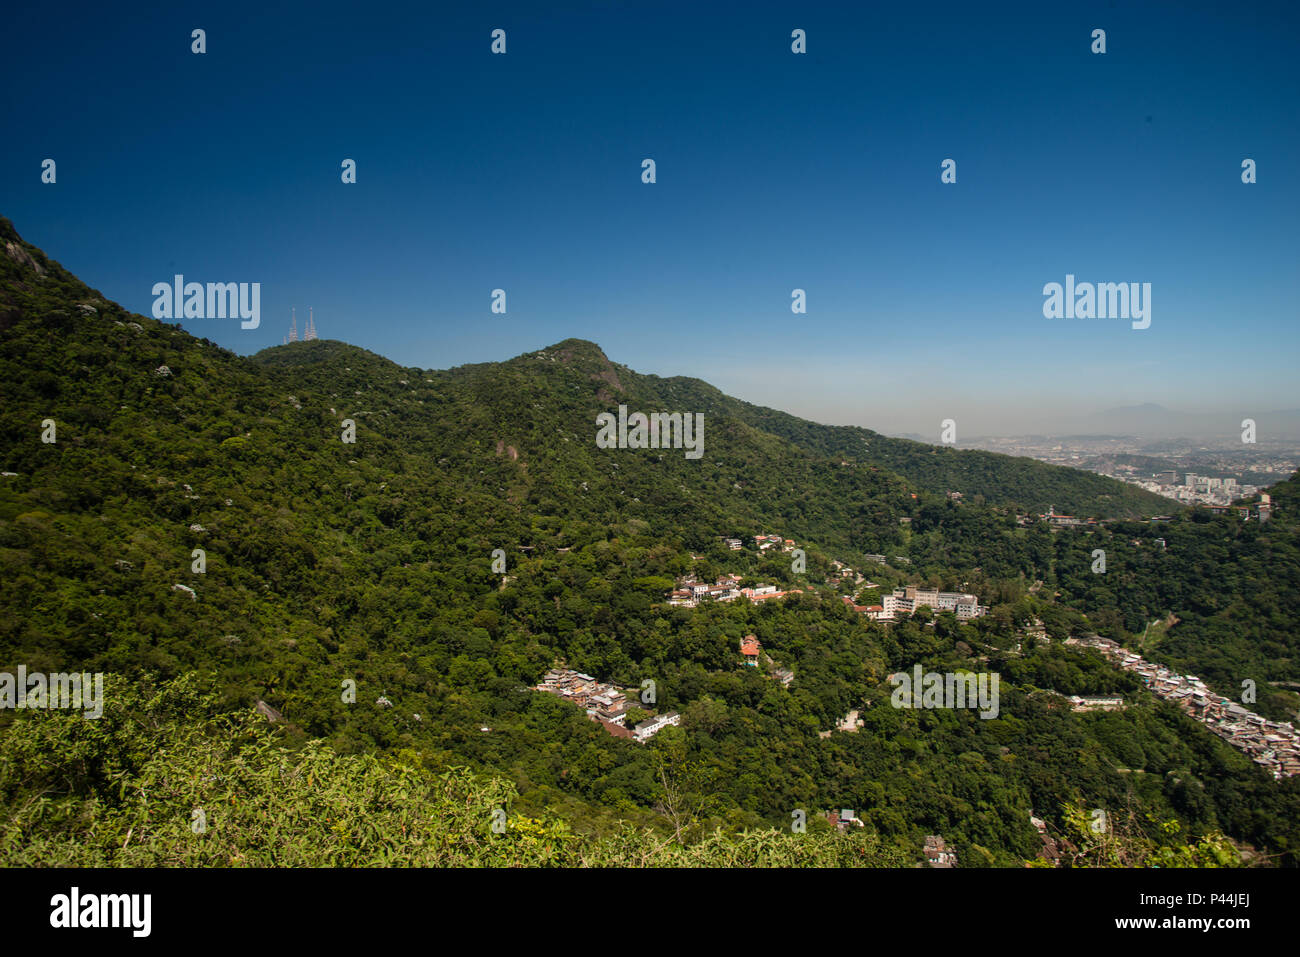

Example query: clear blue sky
[3,0,1297,435]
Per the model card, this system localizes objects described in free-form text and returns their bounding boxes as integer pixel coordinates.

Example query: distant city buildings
[961,435,1294,509]
[1092,466,1267,507]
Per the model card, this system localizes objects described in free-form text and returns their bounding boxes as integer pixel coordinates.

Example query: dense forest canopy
[2,215,1297,867]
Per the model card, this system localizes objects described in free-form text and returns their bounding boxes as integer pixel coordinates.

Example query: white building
[633,711,681,743]
[877,586,988,621]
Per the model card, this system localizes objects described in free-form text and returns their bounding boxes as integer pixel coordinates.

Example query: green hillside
[3,215,1298,868]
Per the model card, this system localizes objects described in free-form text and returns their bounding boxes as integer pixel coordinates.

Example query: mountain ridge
[4,215,1300,866]
[250,331,1175,522]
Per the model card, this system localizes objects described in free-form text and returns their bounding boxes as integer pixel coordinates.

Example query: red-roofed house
[597,718,634,740]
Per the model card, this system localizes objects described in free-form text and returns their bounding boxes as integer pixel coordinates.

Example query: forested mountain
[2,215,1298,867]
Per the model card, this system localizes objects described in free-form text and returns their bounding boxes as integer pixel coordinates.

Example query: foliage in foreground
[2,675,1247,868]
[0,675,906,867]
[1028,802,1242,869]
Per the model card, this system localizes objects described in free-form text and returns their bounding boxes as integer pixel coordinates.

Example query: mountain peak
[540,338,609,362]
[528,339,623,395]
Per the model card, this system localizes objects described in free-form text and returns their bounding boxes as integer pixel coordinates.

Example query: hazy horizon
[4,0,1296,439]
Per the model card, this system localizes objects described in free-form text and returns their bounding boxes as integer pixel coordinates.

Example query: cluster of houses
[1028,814,1063,866]
[1016,508,1108,528]
[1037,507,1098,528]
[535,668,680,743]
[698,536,928,605]
[923,835,957,867]
[827,809,865,832]
[666,575,799,607]
[1022,617,1048,641]
[827,559,868,588]
[842,585,989,623]
[721,534,797,552]
[1065,637,1300,779]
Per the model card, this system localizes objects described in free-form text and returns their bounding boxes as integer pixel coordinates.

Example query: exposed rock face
[4,240,45,276]
[591,366,622,394]
[547,339,625,394]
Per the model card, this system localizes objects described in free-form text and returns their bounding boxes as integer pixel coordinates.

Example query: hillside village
[538,526,1295,865]
[560,529,1292,782]
[535,668,679,743]
[666,574,802,607]
[1066,636,1300,779]
[665,534,992,626]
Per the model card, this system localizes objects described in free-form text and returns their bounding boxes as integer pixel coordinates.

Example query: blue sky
[3,0,1297,435]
